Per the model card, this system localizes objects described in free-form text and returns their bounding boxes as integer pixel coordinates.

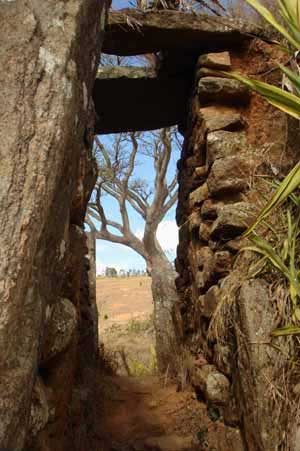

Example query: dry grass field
[96,276,156,375]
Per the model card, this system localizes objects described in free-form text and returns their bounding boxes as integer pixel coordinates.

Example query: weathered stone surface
[188,211,202,232]
[189,183,209,209]
[200,106,245,132]
[198,51,231,70]
[214,251,232,275]
[194,165,208,178]
[207,156,251,196]
[185,155,205,168]
[235,279,283,450]
[206,131,247,166]
[225,237,247,253]
[0,0,106,447]
[139,434,194,451]
[193,364,230,404]
[291,426,300,451]
[201,199,223,219]
[201,285,220,318]
[199,222,211,242]
[196,67,226,80]
[97,66,156,80]
[194,247,215,290]
[94,67,190,133]
[211,202,254,239]
[41,298,77,365]
[28,378,49,439]
[219,427,244,451]
[206,371,230,405]
[103,9,263,56]
[198,77,250,104]
[214,343,231,376]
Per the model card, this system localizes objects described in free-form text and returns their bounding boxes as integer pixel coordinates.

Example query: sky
[94,133,181,274]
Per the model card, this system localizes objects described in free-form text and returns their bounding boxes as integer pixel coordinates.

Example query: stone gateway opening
[1,2,300,451]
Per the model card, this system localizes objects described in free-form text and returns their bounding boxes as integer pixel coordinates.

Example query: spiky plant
[227,0,300,336]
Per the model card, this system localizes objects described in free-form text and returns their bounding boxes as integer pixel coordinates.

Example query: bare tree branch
[87,127,180,267]
[161,189,178,217]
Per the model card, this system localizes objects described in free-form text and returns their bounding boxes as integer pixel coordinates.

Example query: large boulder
[0,0,106,447]
[234,279,285,450]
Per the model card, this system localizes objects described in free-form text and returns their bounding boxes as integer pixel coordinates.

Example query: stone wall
[0,1,107,449]
[175,41,300,450]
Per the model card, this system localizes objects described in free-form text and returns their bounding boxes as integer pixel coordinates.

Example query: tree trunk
[148,252,181,375]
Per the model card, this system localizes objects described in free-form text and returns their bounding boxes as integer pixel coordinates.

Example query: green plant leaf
[244,162,300,235]
[292,307,300,321]
[279,64,300,95]
[245,0,300,49]
[272,325,300,336]
[248,234,300,298]
[225,72,300,119]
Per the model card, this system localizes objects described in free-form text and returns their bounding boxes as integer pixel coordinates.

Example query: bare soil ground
[94,277,242,451]
[97,277,155,375]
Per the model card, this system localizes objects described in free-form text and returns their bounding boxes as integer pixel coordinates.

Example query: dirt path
[92,371,243,451]
[93,278,243,451]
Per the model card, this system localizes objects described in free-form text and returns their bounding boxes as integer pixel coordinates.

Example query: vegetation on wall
[227,0,300,336]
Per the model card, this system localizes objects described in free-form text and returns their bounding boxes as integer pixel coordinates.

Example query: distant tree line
[103,267,148,278]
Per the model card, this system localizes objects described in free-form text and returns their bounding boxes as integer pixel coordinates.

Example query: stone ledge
[198,77,250,105]
[103,9,265,56]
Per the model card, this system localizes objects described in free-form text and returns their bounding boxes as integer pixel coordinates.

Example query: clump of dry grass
[119,345,158,377]
[207,177,300,450]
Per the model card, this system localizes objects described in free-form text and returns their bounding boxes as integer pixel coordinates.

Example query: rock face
[41,298,77,366]
[235,279,282,450]
[0,0,106,449]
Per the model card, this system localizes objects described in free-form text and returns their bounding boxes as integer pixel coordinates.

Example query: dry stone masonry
[175,43,300,450]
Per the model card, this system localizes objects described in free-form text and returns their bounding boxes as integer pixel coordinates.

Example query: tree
[86,128,181,373]
[105,267,118,277]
